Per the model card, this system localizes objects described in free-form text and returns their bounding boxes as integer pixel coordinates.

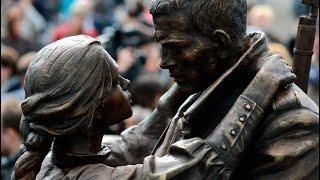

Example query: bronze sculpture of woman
[12,35,134,179]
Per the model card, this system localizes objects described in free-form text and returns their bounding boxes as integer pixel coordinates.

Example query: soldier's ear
[212,29,231,59]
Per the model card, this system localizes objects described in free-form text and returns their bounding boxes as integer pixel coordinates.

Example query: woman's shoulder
[61,162,142,180]
[66,163,114,180]
[36,152,113,180]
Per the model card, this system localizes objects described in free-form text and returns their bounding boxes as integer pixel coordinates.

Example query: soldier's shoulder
[259,83,319,135]
[255,84,318,144]
[271,84,319,115]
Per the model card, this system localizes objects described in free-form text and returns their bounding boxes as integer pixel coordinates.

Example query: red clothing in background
[51,23,99,42]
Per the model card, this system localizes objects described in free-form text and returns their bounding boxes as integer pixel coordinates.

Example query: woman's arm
[103,84,194,166]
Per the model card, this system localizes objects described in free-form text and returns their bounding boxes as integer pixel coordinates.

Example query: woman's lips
[129,98,133,105]
[127,92,133,105]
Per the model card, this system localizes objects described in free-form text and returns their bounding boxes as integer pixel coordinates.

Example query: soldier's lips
[173,77,185,83]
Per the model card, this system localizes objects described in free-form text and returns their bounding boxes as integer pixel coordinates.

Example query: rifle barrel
[293,2,318,93]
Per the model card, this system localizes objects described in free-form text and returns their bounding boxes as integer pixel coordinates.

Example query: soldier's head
[150,0,248,93]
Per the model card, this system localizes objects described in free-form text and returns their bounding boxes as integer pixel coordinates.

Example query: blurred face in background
[140,43,161,73]
[1,126,11,156]
[1,65,12,85]
[1,125,21,157]
[1,46,19,85]
[7,5,23,38]
[69,15,85,34]
[1,99,22,157]
[69,0,93,34]
[247,5,274,31]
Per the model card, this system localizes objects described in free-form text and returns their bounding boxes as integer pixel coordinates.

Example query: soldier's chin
[123,107,133,120]
[176,82,198,94]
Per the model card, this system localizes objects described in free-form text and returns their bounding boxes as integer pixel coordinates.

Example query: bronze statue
[13,0,319,179]
[12,35,231,180]
[146,0,319,178]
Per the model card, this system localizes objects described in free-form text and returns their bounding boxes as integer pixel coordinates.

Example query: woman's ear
[212,29,231,59]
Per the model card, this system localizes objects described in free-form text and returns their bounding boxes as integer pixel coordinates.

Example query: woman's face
[101,55,133,126]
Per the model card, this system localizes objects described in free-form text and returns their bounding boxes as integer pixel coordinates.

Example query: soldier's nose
[159,58,176,69]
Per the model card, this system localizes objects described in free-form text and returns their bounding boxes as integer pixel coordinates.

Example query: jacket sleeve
[71,139,235,180]
[103,93,201,167]
[138,95,266,180]
[103,110,170,166]
[248,108,319,180]
[72,95,270,180]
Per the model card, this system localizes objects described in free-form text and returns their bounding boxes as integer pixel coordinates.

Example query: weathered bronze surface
[13,0,318,180]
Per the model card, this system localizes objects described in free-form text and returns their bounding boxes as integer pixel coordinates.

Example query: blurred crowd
[1,0,319,179]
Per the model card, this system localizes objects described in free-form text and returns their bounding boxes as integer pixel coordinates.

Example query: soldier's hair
[12,35,117,180]
[150,0,247,47]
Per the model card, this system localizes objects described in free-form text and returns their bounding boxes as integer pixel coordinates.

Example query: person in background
[33,0,60,23]
[93,0,116,34]
[58,0,76,22]
[31,0,60,46]
[1,3,40,55]
[119,0,154,38]
[247,4,275,39]
[51,0,98,42]
[2,51,36,102]
[1,98,23,180]
[139,42,170,85]
[248,5,274,31]
[116,41,169,84]
[18,0,47,43]
[117,47,140,81]
[125,74,166,128]
[1,45,19,94]
[140,42,161,74]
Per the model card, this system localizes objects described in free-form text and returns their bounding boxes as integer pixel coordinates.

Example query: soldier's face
[154,15,219,93]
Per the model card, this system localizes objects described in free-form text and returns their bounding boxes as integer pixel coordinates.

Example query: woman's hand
[157,83,193,118]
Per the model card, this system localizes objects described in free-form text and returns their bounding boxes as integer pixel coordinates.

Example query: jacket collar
[184,32,269,117]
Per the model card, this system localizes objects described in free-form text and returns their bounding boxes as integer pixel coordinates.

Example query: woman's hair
[12,35,117,180]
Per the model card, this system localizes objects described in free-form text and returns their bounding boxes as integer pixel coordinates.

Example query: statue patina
[13,0,319,179]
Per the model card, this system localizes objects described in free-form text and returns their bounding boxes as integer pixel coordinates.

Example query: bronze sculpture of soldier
[13,0,318,179]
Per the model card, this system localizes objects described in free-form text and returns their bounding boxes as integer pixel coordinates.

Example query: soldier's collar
[184,32,268,116]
